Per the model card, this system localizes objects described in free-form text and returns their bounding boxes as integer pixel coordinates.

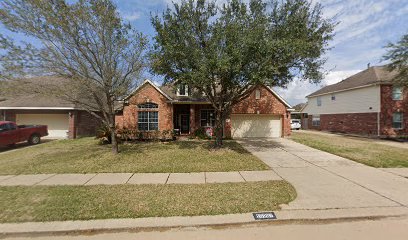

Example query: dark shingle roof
[307,66,398,97]
[0,76,76,109]
[0,94,75,108]
[159,84,209,102]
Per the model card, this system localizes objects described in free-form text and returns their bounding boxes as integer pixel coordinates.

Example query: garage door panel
[16,114,69,139]
[231,115,281,138]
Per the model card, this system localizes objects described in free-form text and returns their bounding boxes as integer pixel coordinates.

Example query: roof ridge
[371,66,381,82]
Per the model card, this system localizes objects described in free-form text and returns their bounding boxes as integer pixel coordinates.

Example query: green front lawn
[0,181,296,223]
[290,132,408,168]
[0,138,268,174]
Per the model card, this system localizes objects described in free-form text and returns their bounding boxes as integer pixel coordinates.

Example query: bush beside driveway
[290,131,408,168]
[0,138,268,175]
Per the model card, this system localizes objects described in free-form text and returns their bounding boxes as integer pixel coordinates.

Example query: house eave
[307,83,380,98]
[0,107,76,110]
[125,79,173,101]
[169,101,211,104]
[265,86,292,108]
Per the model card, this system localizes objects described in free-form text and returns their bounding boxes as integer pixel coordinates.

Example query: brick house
[115,80,293,138]
[302,66,408,137]
[0,77,101,139]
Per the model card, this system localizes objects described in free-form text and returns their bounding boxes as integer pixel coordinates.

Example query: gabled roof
[125,79,292,109]
[125,79,173,101]
[266,86,292,109]
[307,66,398,98]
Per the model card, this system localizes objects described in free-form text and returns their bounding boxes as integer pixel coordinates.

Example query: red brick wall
[380,85,408,136]
[308,113,379,135]
[1,111,16,122]
[117,84,291,137]
[229,85,291,137]
[68,110,101,139]
[116,83,173,131]
[76,111,101,137]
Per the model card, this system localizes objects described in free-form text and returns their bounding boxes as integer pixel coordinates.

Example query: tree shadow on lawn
[117,139,251,155]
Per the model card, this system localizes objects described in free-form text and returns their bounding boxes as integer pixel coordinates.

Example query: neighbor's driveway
[238,138,408,210]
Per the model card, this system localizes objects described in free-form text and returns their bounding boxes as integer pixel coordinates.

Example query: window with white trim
[392,112,403,129]
[392,87,403,100]
[312,115,320,126]
[200,110,215,127]
[137,103,159,131]
[177,84,189,96]
[255,89,261,100]
[317,96,322,106]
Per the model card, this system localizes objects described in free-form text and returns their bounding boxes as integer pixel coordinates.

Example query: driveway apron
[238,138,408,210]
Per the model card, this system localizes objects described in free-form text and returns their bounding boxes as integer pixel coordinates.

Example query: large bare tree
[0,0,147,153]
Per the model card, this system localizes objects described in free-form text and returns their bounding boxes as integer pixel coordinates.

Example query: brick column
[68,110,77,139]
[190,104,195,134]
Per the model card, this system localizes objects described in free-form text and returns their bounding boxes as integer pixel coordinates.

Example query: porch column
[190,105,195,134]
[68,110,77,139]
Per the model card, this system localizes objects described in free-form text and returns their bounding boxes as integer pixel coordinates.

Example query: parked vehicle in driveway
[291,119,301,130]
[0,121,48,147]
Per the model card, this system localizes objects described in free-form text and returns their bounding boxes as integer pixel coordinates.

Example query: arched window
[138,103,158,109]
[138,102,159,131]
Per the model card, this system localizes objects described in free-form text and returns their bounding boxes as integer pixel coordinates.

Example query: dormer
[176,84,189,96]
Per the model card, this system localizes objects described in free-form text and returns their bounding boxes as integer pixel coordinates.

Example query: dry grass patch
[0,138,268,174]
[0,181,296,223]
[290,132,408,168]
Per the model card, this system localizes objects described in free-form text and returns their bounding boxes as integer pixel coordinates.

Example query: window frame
[177,84,189,96]
[200,109,215,127]
[331,95,336,101]
[138,103,158,109]
[312,115,320,126]
[137,102,159,131]
[392,87,403,100]
[317,96,322,106]
[392,112,403,129]
[255,89,261,100]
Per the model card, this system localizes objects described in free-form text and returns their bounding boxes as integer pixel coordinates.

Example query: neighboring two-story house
[115,80,293,138]
[302,66,407,137]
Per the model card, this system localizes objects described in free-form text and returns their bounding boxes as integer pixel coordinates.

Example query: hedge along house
[301,66,408,137]
[115,80,293,138]
[0,77,101,139]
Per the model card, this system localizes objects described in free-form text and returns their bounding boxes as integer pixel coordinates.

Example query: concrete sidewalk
[238,138,408,210]
[0,170,282,186]
[1,206,407,237]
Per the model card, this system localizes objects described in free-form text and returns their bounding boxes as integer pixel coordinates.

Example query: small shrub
[194,127,211,140]
[96,124,121,144]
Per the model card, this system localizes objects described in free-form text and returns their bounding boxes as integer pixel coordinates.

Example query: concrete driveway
[238,138,408,210]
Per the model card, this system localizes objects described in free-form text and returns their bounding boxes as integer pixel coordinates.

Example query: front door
[180,114,190,134]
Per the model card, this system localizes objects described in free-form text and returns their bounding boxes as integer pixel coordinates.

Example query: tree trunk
[214,110,223,147]
[109,114,119,154]
[110,126,118,154]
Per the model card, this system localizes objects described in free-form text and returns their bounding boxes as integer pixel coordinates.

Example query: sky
[1,0,408,106]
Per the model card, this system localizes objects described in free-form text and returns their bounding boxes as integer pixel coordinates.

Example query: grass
[0,181,296,223]
[0,138,268,175]
[290,132,408,168]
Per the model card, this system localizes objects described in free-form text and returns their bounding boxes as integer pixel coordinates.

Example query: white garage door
[16,114,69,139]
[231,114,282,138]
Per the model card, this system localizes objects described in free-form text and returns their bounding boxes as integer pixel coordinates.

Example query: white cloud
[121,11,142,21]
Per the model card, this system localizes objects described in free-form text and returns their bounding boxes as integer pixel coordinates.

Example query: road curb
[1,206,407,237]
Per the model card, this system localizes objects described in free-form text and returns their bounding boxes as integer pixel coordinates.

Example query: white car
[291,119,301,130]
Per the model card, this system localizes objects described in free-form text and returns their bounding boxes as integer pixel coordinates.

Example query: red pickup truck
[0,121,48,147]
